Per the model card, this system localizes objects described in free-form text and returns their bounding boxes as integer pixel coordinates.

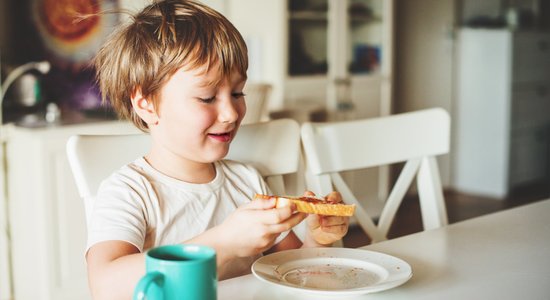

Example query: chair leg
[417,157,448,230]
[331,173,385,242]
[378,159,421,237]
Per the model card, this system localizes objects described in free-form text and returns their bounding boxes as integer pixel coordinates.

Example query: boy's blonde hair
[94,0,248,131]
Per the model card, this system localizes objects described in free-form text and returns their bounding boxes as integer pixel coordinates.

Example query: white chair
[66,118,304,226]
[241,83,272,124]
[66,133,150,224]
[226,118,304,195]
[300,108,450,243]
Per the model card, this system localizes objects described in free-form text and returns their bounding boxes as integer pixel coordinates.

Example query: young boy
[89,0,349,298]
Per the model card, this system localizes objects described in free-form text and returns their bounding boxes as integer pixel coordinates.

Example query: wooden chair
[300,108,450,243]
[66,118,303,226]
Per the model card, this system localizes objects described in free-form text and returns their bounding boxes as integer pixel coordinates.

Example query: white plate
[251,247,412,296]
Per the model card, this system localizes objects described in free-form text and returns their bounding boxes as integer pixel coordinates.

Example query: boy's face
[150,64,247,164]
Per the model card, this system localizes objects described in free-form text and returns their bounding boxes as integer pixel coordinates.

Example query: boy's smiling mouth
[208,131,233,142]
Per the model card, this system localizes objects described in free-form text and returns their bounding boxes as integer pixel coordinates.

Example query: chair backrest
[227,118,303,195]
[300,108,450,243]
[66,133,150,224]
[66,118,303,224]
[241,82,272,124]
[66,134,150,200]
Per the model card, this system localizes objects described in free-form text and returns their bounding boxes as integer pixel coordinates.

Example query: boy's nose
[218,98,240,123]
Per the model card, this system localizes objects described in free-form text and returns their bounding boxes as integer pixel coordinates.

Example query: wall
[394,0,456,187]
[0,0,13,63]
[118,0,149,13]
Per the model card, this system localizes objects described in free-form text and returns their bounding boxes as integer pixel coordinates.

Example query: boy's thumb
[248,196,276,210]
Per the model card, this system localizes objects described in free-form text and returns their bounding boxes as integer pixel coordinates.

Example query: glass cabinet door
[287,0,386,77]
[285,0,392,120]
[287,0,328,76]
[348,0,384,75]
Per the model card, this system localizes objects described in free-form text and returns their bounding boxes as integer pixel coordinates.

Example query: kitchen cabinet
[5,120,139,300]
[288,0,394,119]
[453,29,550,198]
[228,0,394,119]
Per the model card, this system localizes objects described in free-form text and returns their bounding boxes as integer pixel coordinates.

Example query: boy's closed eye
[198,96,216,103]
[198,92,246,103]
[232,92,246,99]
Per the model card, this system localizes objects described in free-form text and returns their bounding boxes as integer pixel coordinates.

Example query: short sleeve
[86,171,151,252]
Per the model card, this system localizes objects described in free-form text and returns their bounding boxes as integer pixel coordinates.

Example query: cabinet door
[286,0,392,115]
[347,0,386,76]
[288,0,329,77]
[513,33,550,82]
[7,122,137,300]
[512,83,550,130]
[8,135,91,300]
[326,0,391,113]
[510,127,549,186]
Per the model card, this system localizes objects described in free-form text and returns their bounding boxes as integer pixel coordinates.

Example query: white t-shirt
[87,157,281,279]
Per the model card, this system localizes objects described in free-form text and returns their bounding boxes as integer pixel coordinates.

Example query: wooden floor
[342,182,550,248]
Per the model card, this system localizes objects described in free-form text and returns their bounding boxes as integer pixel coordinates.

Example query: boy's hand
[218,197,307,257]
[305,191,349,246]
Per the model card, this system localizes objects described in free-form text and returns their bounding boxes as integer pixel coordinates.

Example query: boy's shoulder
[98,157,149,189]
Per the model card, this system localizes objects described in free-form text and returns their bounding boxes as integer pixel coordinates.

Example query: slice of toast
[254,194,355,217]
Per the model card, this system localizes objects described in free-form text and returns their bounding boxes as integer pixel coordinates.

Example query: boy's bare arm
[86,241,145,300]
[86,199,306,297]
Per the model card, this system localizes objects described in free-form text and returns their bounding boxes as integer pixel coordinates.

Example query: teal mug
[133,244,217,300]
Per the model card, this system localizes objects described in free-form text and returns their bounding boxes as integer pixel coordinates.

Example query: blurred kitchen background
[1,0,550,299]
[1,0,549,197]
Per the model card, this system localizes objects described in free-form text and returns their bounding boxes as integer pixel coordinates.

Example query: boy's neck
[144,154,217,184]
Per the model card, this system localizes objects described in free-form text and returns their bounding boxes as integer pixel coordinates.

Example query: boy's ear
[131,88,159,125]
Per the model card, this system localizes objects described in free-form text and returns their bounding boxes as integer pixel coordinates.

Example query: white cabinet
[291,0,394,118]
[5,121,139,300]
[227,0,394,212]
[228,0,394,119]
[453,29,550,198]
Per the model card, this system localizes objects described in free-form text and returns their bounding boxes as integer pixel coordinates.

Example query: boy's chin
[206,149,230,162]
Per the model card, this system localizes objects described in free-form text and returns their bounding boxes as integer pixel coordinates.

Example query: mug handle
[133,272,165,300]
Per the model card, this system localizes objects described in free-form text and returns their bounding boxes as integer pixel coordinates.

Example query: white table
[219,199,550,299]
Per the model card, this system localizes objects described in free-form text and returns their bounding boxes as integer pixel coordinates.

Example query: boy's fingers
[320,224,348,235]
[320,216,347,226]
[257,205,294,225]
[269,212,307,233]
[325,191,343,203]
[303,190,316,197]
[245,197,276,210]
[307,214,321,229]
